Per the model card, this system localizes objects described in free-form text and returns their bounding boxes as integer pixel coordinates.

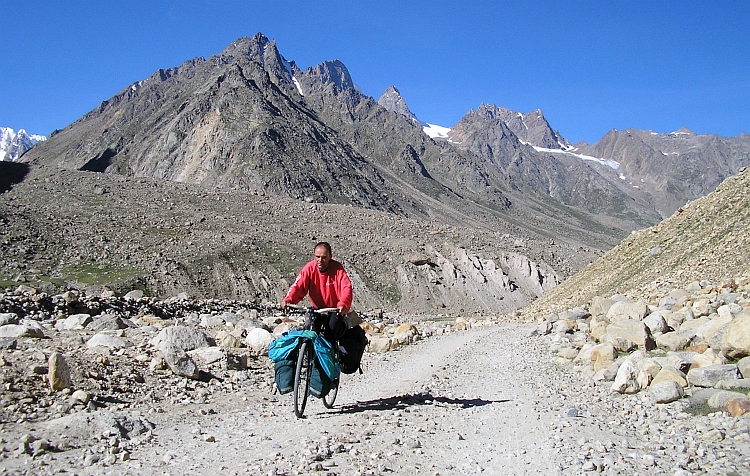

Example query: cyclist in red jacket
[280,242,353,339]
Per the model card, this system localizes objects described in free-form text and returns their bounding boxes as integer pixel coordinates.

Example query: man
[280,242,353,339]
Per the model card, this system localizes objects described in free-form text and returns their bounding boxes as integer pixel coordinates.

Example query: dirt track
[117,324,560,475]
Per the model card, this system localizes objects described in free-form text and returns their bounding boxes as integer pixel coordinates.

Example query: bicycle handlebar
[282,303,340,314]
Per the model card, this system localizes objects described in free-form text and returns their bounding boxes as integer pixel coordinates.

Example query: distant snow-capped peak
[1,127,46,162]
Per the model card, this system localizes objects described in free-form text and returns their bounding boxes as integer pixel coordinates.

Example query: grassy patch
[60,264,147,286]
[0,275,17,288]
[683,402,718,417]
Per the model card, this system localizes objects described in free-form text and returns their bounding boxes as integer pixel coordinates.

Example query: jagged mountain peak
[219,33,272,60]
[378,85,423,126]
[467,103,571,150]
[1,127,46,162]
[304,59,354,92]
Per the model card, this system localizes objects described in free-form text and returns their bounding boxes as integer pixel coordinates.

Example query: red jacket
[284,260,353,313]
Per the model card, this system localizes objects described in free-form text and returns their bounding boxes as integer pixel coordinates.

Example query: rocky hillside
[524,165,750,318]
[0,162,594,315]
[8,32,750,316]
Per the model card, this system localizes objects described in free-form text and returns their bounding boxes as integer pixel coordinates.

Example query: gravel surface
[2,318,750,475]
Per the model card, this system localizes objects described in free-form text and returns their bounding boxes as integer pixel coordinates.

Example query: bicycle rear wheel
[323,379,338,408]
[293,340,313,418]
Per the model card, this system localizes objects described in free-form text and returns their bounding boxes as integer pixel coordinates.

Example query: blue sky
[2,1,748,143]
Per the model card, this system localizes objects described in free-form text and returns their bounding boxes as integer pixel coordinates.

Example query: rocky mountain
[524,164,750,318]
[425,105,749,227]
[0,127,45,162]
[574,128,750,218]
[378,86,423,126]
[6,32,750,314]
[464,103,572,151]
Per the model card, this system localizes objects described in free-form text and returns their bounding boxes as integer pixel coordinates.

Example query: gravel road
[113,323,558,476]
[5,321,749,475]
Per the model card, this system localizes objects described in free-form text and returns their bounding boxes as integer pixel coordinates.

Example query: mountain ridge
[6,32,750,314]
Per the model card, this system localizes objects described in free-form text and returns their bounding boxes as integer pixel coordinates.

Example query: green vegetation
[683,402,716,417]
[0,264,147,291]
[60,264,147,286]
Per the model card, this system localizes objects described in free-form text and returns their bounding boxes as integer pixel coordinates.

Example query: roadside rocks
[537,275,750,416]
[0,283,504,474]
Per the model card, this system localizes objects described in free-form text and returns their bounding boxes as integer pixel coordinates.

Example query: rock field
[1,278,750,475]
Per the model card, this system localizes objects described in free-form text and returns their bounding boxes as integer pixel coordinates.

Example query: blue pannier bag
[273,359,295,394]
[269,330,317,395]
[309,358,331,398]
[313,334,340,381]
[268,330,317,362]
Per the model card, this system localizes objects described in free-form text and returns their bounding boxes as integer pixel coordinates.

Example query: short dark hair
[314,241,332,255]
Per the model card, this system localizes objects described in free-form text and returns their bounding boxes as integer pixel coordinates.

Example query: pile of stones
[536,275,750,414]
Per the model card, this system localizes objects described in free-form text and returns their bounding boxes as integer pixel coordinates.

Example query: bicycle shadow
[330,391,509,414]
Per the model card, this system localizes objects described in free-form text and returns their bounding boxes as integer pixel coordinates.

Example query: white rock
[245,328,273,355]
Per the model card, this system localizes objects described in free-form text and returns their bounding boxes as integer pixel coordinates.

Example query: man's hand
[280,300,288,310]
[337,306,346,316]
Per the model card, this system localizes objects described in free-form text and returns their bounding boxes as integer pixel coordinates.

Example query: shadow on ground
[0,162,30,193]
[332,391,509,414]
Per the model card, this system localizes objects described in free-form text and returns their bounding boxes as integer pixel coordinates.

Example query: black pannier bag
[338,325,368,374]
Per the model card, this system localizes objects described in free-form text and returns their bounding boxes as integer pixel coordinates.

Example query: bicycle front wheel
[293,341,313,418]
[323,379,338,408]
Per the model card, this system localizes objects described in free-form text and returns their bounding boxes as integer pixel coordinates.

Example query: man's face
[314,246,332,272]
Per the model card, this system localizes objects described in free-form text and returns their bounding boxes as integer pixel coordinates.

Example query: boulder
[692,348,726,368]
[691,298,715,317]
[679,317,711,339]
[215,330,243,348]
[611,360,651,394]
[605,320,655,350]
[47,352,73,391]
[161,346,200,379]
[724,399,750,417]
[0,313,20,326]
[189,347,227,366]
[666,307,694,330]
[687,364,741,388]
[637,358,662,380]
[606,300,649,321]
[574,342,596,363]
[738,356,750,377]
[589,343,617,371]
[643,311,669,335]
[56,313,93,331]
[589,315,609,342]
[245,328,274,355]
[650,380,684,404]
[151,325,213,353]
[0,324,45,339]
[589,296,615,316]
[86,333,132,350]
[394,323,419,344]
[655,331,691,352]
[593,360,621,382]
[651,366,688,388]
[368,336,392,353]
[715,379,750,390]
[721,311,750,358]
[707,390,750,410]
[88,314,131,331]
[560,307,590,321]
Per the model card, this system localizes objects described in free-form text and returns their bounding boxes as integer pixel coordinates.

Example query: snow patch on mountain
[423,123,451,139]
[533,146,620,170]
[1,127,46,162]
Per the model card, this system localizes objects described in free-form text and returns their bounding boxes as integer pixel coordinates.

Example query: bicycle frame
[285,305,340,418]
